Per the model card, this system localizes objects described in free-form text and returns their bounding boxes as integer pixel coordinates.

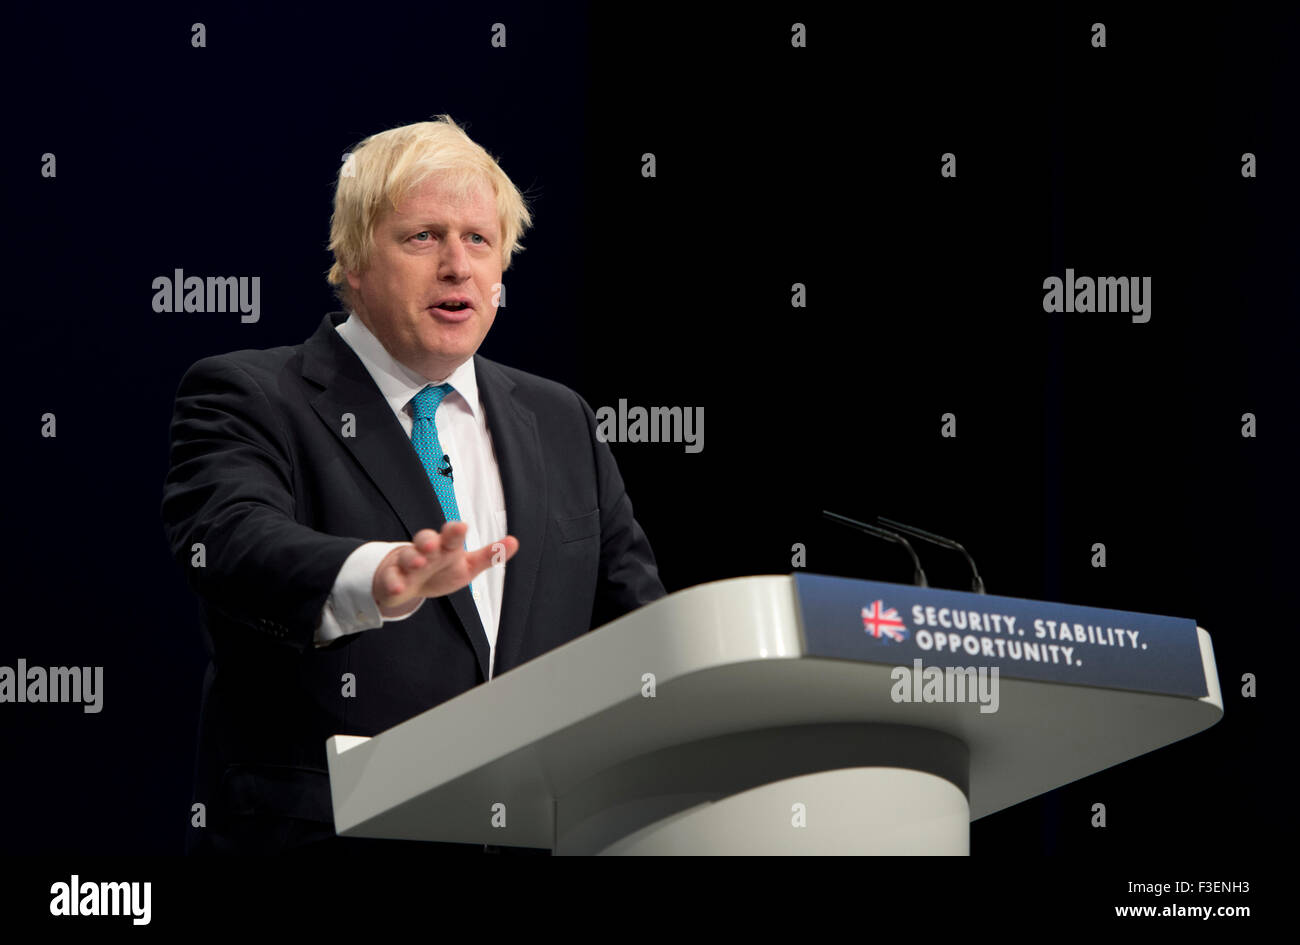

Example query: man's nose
[437,238,472,278]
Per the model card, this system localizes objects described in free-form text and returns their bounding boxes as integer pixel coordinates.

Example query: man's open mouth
[432,301,470,312]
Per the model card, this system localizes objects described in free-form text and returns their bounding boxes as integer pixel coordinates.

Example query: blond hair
[326,116,533,302]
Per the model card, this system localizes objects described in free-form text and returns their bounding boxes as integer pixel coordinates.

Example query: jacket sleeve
[161,355,367,651]
[577,392,668,628]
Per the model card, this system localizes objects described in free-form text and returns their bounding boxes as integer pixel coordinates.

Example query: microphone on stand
[822,510,929,588]
[876,516,986,594]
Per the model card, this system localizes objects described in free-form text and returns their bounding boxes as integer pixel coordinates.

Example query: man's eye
[469,234,485,244]
[413,231,431,241]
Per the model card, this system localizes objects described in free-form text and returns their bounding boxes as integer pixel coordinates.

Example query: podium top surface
[326,575,1222,846]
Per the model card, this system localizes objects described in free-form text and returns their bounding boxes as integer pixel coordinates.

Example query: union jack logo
[861,600,907,642]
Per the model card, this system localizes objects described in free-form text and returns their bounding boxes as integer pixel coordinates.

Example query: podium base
[597,767,968,855]
[553,723,970,855]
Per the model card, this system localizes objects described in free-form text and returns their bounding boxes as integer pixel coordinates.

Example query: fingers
[411,524,464,553]
[378,535,441,602]
[463,535,519,575]
[398,524,470,578]
[394,545,427,576]
[494,535,520,561]
[390,541,438,590]
[439,521,469,552]
[413,523,505,554]
[378,552,409,600]
[411,528,441,552]
[394,528,519,601]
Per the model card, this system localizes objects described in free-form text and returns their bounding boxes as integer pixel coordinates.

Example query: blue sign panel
[794,572,1207,699]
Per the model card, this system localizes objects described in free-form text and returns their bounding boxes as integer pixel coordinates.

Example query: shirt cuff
[314,541,427,647]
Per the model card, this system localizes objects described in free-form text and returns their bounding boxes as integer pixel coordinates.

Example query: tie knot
[411,383,454,420]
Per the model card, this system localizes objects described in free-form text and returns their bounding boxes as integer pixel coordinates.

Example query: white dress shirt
[313,312,509,679]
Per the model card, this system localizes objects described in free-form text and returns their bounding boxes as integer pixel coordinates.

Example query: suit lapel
[473,354,546,677]
[301,312,491,680]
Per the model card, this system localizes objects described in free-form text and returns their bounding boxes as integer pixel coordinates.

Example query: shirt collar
[334,311,480,420]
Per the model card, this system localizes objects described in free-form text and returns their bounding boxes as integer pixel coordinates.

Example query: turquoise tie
[410,383,462,524]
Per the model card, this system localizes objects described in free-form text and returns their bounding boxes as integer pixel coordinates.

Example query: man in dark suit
[161,116,665,855]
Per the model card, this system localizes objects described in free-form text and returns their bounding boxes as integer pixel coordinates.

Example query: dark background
[2,0,1293,876]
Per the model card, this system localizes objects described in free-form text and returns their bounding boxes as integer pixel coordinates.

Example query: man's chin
[412,337,479,374]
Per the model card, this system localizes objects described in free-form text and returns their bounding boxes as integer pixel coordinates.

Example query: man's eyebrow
[408,219,498,233]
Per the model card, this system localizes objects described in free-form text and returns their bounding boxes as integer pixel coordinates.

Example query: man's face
[347,175,503,381]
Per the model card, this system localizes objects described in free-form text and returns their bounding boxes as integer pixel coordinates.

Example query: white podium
[325,574,1223,855]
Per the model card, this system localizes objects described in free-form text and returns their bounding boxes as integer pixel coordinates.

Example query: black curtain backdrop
[2,0,1293,906]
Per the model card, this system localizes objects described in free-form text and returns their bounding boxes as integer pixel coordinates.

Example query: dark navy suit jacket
[161,310,665,853]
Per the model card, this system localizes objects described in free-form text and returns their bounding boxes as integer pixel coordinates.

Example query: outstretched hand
[372,523,519,618]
